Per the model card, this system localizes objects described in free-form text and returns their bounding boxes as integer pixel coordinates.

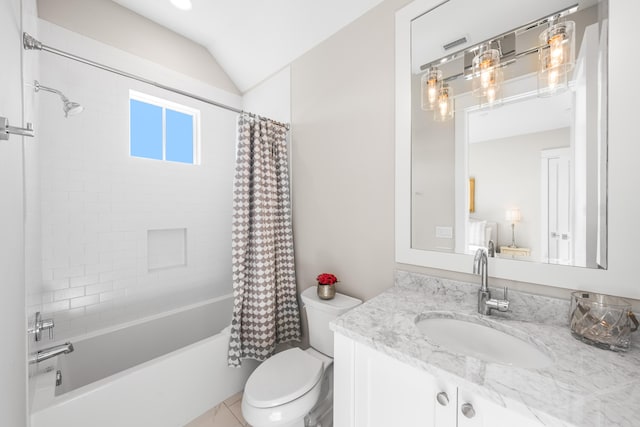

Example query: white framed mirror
[394,0,639,296]
[409,0,607,269]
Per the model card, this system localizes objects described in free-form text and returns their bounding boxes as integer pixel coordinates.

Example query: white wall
[37,0,239,95]
[23,0,43,415]
[291,0,412,301]
[603,0,640,300]
[243,67,291,124]
[33,21,241,340]
[0,0,27,424]
[468,128,569,260]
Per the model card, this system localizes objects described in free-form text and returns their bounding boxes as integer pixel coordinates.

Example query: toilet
[241,286,362,427]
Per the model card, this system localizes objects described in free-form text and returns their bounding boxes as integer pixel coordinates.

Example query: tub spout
[29,342,74,364]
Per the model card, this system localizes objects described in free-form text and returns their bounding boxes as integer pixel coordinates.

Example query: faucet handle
[42,318,55,340]
[496,287,510,312]
[28,312,55,342]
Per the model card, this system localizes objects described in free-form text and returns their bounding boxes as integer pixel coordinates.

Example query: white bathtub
[31,294,258,427]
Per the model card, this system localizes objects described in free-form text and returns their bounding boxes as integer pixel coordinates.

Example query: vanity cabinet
[334,333,544,427]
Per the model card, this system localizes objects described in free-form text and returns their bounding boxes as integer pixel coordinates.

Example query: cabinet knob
[436,392,449,406]
[461,402,476,418]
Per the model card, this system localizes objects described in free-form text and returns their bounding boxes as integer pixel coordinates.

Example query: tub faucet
[473,248,509,315]
[29,342,74,364]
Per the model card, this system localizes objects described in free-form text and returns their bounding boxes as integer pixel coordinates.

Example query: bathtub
[30,294,258,427]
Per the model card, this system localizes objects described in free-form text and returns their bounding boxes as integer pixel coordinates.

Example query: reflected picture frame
[469,177,475,213]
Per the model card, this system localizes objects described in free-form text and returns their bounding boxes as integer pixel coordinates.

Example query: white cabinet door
[457,389,544,427]
[334,333,356,426]
[333,333,545,427]
[353,342,456,427]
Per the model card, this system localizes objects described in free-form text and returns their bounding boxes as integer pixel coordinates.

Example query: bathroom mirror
[396,0,612,289]
[410,0,607,268]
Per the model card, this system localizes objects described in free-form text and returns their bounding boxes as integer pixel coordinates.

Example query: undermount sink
[415,315,553,369]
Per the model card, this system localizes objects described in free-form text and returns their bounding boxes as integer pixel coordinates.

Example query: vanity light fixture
[538,20,575,96]
[434,84,454,121]
[418,5,578,121]
[479,82,502,109]
[505,208,522,248]
[421,67,443,111]
[170,0,192,11]
[472,43,503,106]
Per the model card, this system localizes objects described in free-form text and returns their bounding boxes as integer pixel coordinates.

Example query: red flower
[317,273,338,285]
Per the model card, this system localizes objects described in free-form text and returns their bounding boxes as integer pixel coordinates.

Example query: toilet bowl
[241,347,331,427]
[241,287,362,427]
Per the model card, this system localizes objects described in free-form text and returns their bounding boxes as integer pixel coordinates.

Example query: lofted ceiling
[112,0,386,93]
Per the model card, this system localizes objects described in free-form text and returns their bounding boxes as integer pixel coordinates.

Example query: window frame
[129,90,201,165]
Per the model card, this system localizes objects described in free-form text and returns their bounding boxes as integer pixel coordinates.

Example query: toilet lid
[244,348,324,409]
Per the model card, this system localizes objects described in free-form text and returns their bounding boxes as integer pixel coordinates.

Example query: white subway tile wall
[32,22,242,341]
[148,228,188,270]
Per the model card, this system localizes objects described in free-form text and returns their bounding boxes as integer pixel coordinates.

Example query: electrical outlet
[435,226,453,239]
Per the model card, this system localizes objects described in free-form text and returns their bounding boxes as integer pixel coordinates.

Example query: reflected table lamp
[505,208,522,248]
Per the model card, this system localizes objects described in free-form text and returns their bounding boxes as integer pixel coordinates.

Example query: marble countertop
[330,271,640,427]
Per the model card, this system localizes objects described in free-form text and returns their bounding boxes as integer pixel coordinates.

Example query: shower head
[34,80,84,118]
[64,101,83,117]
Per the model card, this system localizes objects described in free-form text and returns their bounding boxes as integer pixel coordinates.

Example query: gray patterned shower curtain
[227,114,301,367]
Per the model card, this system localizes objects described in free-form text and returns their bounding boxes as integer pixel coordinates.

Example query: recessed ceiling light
[170,0,192,11]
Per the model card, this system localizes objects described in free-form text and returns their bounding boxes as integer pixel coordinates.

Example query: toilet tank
[300,287,362,357]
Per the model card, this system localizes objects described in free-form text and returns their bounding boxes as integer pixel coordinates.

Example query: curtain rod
[22,32,290,130]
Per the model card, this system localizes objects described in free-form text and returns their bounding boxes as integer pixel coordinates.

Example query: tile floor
[185,392,250,427]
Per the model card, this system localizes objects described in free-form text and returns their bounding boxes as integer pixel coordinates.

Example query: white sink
[415,316,553,369]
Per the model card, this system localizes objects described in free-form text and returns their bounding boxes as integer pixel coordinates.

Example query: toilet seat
[244,348,324,408]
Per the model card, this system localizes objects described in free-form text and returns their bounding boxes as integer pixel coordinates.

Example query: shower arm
[33,80,83,118]
[34,81,70,103]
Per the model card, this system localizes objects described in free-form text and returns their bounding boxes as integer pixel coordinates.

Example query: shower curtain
[227,113,301,367]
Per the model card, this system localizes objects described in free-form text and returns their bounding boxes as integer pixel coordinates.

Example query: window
[129,90,200,164]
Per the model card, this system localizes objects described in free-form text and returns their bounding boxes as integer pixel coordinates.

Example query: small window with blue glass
[129,91,199,164]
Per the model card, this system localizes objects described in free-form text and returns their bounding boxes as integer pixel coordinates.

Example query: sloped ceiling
[112,0,386,92]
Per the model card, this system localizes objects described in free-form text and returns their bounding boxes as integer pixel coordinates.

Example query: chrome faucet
[29,342,74,364]
[473,248,509,315]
